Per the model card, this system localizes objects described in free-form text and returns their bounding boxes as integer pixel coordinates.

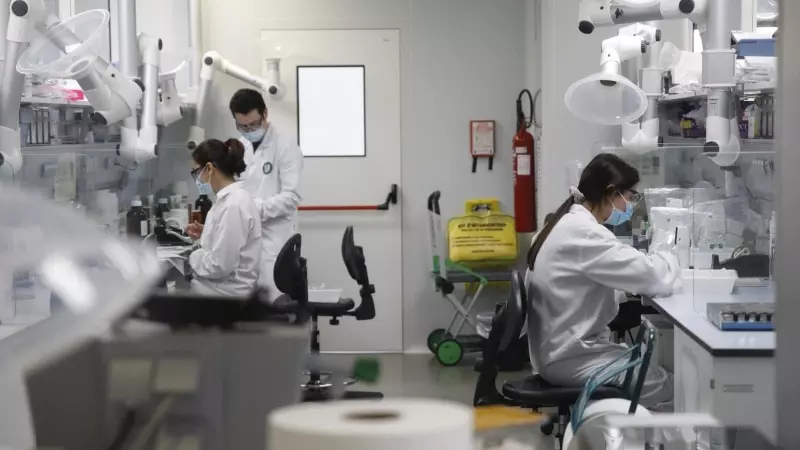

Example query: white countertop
[0,315,48,342]
[647,286,775,357]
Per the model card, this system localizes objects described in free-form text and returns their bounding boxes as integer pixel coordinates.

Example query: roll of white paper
[269,399,473,450]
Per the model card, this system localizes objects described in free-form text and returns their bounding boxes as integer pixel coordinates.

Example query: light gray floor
[318,353,528,403]
[318,353,555,450]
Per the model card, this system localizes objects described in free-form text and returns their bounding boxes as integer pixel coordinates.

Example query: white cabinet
[674,327,776,442]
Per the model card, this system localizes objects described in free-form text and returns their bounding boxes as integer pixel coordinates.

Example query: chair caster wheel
[540,422,554,436]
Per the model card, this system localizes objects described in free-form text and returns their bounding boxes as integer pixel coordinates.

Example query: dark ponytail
[192,138,248,178]
[526,153,640,270]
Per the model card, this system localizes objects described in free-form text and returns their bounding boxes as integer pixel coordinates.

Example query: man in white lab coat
[229,88,304,299]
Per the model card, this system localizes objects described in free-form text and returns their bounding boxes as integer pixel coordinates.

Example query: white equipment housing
[577,0,741,176]
[187,51,284,149]
[0,1,146,177]
[612,23,664,152]
[0,0,188,177]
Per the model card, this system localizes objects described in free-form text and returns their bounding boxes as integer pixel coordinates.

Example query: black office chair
[273,226,382,401]
[473,270,655,447]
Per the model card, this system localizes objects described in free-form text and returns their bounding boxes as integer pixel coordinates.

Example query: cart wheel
[427,328,448,353]
[435,339,464,366]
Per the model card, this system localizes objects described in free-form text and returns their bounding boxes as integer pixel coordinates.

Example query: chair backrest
[570,322,657,433]
[273,233,309,311]
[342,226,376,320]
[484,270,527,363]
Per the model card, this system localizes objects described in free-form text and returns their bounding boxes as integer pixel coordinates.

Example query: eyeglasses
[627,189,643,205]
[235,116,264,132]
[190,166,203,180]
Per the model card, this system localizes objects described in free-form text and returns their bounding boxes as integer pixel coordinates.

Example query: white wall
[401,0,527,352]
[195,0,527,352]
[535,0,691,219]
[538,0,620,218]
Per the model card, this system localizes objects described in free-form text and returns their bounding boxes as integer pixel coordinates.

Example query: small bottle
[769,211,776,280]
[126,198,150,238]
[195,186,213,224]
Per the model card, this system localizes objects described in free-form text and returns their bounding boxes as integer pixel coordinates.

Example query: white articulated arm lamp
[573,0,741,172]
[157,59,187,127]
[115,0,161,164]
[187,50,285,149]
[617,23,663,152]
[0,0,144,177]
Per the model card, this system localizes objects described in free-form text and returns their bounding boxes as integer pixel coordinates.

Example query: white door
[261,29,402,352]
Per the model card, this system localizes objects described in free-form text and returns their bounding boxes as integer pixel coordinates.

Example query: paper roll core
[346,411,401,422]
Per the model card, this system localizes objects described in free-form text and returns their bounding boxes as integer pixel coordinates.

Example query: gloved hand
[649,241,678,257]
[185,221,204,240]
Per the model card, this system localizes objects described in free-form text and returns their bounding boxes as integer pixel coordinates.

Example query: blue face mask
[242,127,266,143]
[195,167,212,195]
[603,194,634,226]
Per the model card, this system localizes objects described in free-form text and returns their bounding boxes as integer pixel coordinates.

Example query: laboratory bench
[644,286,776,442]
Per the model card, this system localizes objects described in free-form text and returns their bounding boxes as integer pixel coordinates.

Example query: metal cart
[426,191,512,366]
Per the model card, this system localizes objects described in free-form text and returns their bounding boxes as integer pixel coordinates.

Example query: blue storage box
[736,38,776,57]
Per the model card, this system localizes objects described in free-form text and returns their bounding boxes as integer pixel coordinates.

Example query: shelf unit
[20,95,197,110]
[662,136,775,151]
[21,96,91,107]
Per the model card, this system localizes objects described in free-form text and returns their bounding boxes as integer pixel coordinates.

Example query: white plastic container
[308,288,343,304]
[681,269,737,295]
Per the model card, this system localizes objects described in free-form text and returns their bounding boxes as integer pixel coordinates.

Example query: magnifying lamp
[17,9,142,127]
[262,40,293,100]
[565,72,648,126]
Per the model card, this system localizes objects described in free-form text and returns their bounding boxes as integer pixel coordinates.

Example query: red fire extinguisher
[513,89,536,233]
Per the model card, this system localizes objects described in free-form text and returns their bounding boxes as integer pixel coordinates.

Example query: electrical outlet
[107,358,154,405]
[154,357,199,394]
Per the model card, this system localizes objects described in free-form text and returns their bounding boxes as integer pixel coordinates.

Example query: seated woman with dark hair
[526,153,680,387]
[185,139,261,296]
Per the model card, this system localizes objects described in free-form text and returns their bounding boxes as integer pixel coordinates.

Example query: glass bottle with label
[126,198,149,238]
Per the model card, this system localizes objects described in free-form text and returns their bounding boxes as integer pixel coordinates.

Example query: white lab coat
[525,204,680,387]
[189,182,262,297]
[239,125,303,299]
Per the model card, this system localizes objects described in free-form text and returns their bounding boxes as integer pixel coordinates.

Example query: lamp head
[565,72,647,126]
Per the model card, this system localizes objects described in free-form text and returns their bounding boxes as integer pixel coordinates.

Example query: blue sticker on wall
[262,162,273,175]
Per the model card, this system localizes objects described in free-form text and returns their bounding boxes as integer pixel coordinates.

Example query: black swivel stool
[273,226,382,402]
[473,271,655,447]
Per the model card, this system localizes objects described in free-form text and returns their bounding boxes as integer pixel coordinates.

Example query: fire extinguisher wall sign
[513,89,536,233]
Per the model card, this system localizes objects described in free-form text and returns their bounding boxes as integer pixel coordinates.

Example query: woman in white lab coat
[185,139,262,297]
[526,153,680,388]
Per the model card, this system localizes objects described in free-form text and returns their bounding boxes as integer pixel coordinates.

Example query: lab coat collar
[215,181,243,200]
[570,203,599,222]
[254,124,276,152]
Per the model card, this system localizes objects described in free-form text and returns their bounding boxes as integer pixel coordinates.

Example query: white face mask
[242,127,266,143]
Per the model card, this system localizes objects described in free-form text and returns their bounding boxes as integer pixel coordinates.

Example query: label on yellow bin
[448,214,518,263]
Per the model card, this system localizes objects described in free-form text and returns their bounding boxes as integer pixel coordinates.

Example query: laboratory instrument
[0,186,374,450]
[0,0,191,177]
[707,302,775,331]
[565,414,780,450]
[573,0,742,175]
[187,50,286,149]
[154,224,193,246]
